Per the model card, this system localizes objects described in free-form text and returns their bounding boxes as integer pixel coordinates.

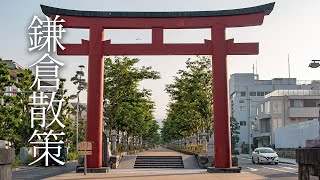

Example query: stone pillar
[111,131,117,155]
[0,141,15,180]
[192,136,197,145]
[19,147,28,165]
[207,134,214,158]
[201,135,208,152]
[123,135,128,151]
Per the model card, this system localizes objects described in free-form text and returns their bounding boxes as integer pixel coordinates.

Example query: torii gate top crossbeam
[39,3,274,56]
[40,3,274,29]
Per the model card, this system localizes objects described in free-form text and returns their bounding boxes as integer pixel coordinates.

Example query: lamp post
[309,60,320,68]
[246,97,252,156]
[308,60,320,139]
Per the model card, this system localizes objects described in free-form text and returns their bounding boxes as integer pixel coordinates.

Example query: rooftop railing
[265,89,320,98]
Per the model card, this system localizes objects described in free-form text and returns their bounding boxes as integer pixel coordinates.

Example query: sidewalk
[238,154,297,165]
[46,169,266,180]
[47,148,266,180]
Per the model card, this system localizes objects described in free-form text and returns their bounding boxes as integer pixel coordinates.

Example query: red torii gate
[41,2,274,172]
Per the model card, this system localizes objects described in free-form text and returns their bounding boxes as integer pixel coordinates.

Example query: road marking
[247,167,258,171]
[278,162,297,167]
[238,157,251,161]
[281,166,298,170]
[262,166,298,174]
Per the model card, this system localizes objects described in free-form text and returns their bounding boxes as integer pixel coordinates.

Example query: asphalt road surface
[13,161,77,180]
[239,156,300,180]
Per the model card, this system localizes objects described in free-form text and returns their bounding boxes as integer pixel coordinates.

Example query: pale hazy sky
[1,0,320,120]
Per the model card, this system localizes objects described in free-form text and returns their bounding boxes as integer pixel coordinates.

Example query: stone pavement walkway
[47,147,266,179]
[47,169,266,180]
[118,147,200,169]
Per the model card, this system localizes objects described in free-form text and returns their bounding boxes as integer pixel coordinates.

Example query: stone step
[136,159,181,162]
[135,162,183,165]
[134,156,184,169]
[136,156,182,159]
[134,165,184,168]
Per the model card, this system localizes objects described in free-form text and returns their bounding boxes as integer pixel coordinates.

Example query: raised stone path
[47,147,266,179]
[118,147,199,169]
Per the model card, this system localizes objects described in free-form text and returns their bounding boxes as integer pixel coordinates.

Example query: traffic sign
[78,141,92,151]
[78,150,92,155]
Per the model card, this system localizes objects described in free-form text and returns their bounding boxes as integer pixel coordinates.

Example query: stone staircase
[134,156,184,168]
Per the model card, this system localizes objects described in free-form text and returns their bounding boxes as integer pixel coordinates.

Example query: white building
[252,89,320,148]
[229,73,320,149]
[2,60,24,96]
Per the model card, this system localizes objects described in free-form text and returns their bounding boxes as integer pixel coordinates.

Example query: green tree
[230,116,240,153]
[14,68,36,147]
[70,65,87,147]
[103,56,161,145]
[162,56,213,143]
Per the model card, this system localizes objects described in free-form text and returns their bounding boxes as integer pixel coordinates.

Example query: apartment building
[229,73,320,147]
[252,89,320,147]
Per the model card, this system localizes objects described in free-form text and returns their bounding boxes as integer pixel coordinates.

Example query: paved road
[239,156,299,179]
[13,162,77,180]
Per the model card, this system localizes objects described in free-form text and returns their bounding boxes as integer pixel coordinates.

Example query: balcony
[289,107,319,118]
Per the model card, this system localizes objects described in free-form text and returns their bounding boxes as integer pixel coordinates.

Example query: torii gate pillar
[211,25,232,168]
[86,25,104,168]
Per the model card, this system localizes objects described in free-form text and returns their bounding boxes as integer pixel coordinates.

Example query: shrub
[232,149,240,155]
[26,155,38,165]
[12,156,20,168]
[68,151,78,160]
[241,144,249,154]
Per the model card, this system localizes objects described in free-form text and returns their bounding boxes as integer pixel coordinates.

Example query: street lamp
[308,60,320,139]
[309,60,320,68]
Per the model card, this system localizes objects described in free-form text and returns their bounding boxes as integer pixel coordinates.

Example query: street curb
[279,161,297,165]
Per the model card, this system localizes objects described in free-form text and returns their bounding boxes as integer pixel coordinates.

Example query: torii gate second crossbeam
[41,2,274,173]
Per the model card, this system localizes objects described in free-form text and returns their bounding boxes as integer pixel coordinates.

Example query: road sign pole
[84,150,87,175]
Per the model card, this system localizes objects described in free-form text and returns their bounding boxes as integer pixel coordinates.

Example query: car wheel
[252,157,255,164]
[275,162,278,165]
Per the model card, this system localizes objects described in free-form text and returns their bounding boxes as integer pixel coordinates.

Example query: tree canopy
[103,56,161,145]
[161,56,213,143]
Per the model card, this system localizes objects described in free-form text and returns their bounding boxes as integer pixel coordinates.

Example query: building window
[260,104,264,113]
[265,92,271,95]
[257,92,264,96]
[256,107,259,116]
[240,106,246,111]
[290,100,301,108]
[250,92,257,96]
[265,101,270,114]
[240,121,246,126]
[240,92,246,97]
[304,100,317,107]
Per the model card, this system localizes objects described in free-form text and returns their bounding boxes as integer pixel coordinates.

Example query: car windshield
[259,148,274,153]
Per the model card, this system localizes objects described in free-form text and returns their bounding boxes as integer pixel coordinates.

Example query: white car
[252,147,279,164]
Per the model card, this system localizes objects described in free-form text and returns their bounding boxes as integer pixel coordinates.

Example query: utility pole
[75,65,85,151]
[247,96,252,157]
[76,91,79,150]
